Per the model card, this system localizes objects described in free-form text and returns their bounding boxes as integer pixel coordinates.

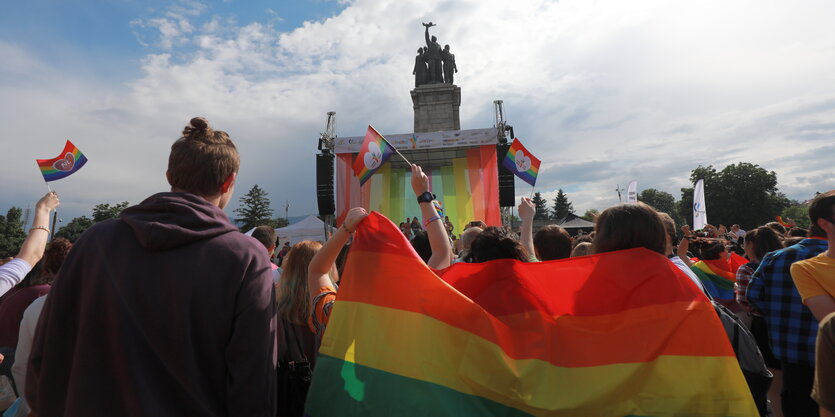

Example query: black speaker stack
[496,143,515,207]
[315,153,335,216]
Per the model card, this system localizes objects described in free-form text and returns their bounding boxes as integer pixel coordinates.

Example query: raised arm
[425,26,430,47]
[518,197,536,259]
[411,164,452,269]
[308,207,368,301]
[16,192,60,266]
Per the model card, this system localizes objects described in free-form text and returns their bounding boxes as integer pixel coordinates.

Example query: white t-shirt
[0,258,32,297]
[670,256,708,294]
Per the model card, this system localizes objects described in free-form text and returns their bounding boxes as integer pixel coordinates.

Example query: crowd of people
[0,117,832,416]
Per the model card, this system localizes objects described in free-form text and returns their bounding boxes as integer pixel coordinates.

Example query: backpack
[276,318,318,417]
[712,301,772,416]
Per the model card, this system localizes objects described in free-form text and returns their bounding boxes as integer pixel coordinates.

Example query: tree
[0,207,27,258]
[551,189,574,221]
[92,202,129,223]
[531,192,550,220]
[234,185,275,232]
[55,216,94,243]
[638,188,683,225]
[678,163,789,230]
[782,201,811,229]
[581,209,599,222]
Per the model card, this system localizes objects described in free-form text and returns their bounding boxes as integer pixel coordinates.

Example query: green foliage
[782,201,812,229]
[55,216,94,243]
[0,207,27,258]
[234,185,275,232]
[531,192,550,220]
[639,188,683,226]
[55,201,130,243]
[678,163,790,230]
[551,189,575,221]
[581,209,599,222]
[92,202,130,223]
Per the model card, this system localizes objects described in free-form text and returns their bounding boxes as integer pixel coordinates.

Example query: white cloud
[2,0,835,225]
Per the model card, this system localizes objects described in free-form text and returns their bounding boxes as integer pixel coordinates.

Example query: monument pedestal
[410,83,461,133]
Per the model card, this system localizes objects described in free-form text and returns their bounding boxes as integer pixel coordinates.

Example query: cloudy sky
[1,0,833,225]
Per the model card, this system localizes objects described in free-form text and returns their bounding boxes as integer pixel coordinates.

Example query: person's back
[27,118,276,417]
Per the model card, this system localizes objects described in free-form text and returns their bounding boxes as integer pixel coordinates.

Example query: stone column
[410,83,461,133]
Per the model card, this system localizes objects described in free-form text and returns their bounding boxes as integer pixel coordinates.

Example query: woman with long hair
[274,240,331,417]
[736,226,785,417]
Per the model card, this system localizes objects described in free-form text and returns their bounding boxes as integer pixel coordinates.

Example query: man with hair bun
[27,117,276,417]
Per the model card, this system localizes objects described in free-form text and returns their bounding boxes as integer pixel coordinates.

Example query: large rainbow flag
[35,140,88,182]
[691,253,747,307]
[305,212,758,416]
[336,145,501,232]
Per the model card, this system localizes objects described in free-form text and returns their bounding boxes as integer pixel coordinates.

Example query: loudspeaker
[497,144,515,207]
[316,153,335,216]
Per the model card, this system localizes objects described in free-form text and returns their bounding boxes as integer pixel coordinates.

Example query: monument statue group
[414,22,457,87]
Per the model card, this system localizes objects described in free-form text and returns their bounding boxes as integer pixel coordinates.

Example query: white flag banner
[693,179,707,230]
[626,180,638,203]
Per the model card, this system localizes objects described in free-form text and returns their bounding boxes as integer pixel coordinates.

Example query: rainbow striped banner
[36,140,88,182]
[352,125,395,186]
[502,137,540,187]
[336,145,501,233]
[305,212,758,416]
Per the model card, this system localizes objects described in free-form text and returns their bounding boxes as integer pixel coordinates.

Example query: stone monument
[411,22,461,133]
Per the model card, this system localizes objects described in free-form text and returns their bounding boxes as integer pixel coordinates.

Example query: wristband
[341,223,355,234]
[423,215,442,228]
[30,226,50,234]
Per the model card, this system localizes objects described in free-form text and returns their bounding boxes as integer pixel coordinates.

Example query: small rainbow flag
[36,140,88,182]
[305,212,758,416]
[352,125,395,186]
[502,137,540,186]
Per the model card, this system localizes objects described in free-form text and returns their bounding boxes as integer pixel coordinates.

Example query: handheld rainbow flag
[305,212,758,416]
[502,137,540,186]
[36,140,88,183]
[352,126,396,186]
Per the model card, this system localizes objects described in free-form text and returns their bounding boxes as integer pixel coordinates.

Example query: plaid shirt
[747,238,828,365]
[735,261,758,310]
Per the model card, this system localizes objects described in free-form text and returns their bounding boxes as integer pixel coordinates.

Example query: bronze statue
[413,47,428,87]
[441,44,457,84]
[422,22,442,83]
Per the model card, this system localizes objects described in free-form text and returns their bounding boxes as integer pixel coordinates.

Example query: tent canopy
[244,215,334,245]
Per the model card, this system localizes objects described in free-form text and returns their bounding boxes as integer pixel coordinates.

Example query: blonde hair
[276,241,323,325]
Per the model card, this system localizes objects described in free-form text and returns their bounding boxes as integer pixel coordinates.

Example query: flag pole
[530,185,535,199]
[369,124,412,166]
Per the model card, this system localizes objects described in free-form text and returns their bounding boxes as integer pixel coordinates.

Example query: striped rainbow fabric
[305,212,759,416]
[502,137,540,187]
[336,145,501,232]
[35,140,88,182]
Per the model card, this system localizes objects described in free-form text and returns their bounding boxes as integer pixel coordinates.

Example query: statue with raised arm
[423,22,442,83]
[441,44,457,84]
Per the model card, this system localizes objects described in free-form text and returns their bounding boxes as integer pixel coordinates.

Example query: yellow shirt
[791,252,835,302]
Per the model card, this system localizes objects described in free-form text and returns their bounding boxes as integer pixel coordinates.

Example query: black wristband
[416,192,435,204]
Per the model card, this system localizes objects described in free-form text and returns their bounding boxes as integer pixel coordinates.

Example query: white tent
[245,215,334,245]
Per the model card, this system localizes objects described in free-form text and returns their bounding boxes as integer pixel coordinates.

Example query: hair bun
[183,117,211,138]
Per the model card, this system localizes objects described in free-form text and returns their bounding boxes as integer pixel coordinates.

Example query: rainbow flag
[502,137,540,186]
[352,125,395,186]
[36,140,88,182]
[305,212,758,416]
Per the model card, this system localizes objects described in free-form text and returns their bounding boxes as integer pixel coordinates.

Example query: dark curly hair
[469,227,529,263]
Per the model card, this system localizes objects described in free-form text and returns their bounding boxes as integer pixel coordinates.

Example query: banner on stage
[335,127,498,154]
